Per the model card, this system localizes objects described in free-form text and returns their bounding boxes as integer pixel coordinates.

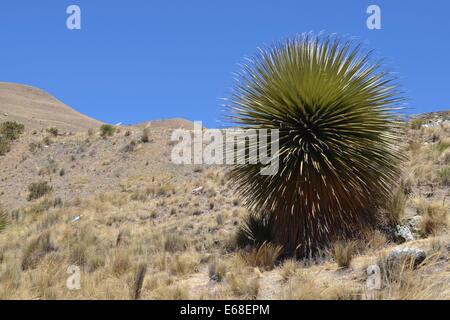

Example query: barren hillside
[0,83,102,132]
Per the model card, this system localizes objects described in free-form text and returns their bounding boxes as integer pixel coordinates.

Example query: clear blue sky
[0,1,448,127]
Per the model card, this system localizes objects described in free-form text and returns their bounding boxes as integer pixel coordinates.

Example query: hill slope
[0,84,448,300]
[0,83,102,132]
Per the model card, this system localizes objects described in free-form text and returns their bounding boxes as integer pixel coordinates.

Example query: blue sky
[0,1,448,127]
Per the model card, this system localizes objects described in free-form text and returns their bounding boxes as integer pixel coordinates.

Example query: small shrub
[365,230,388,251]
[100,124,115,138]
[69,244,87,266]
[121,140,137,153]
[0,121,25,140]
[169,252,200,275]
[235,212,273,248]
[111,250,131,276]
[164,234,189,253]
[0,121,24,155]
[330,241,356,268]
[21,232,56,270]
[418,202,448,237]
[27,182,52,201]
[42,136,52,146]
[29,142,42,153]
[46,127,58,137]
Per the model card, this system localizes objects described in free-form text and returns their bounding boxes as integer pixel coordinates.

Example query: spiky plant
[226,33,405,258]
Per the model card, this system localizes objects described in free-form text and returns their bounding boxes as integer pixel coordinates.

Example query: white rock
[394,225,415,242]
[192,186,204,195]
[71,216,81,223]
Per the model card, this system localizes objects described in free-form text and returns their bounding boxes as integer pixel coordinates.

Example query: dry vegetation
[0,90,449,300]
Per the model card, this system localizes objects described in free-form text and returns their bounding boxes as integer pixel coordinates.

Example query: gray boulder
[386,247,426,268]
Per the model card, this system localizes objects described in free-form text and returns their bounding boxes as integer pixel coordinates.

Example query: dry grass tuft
[239,242,282,271]
[21,231,56,271]
[330,241,356,269]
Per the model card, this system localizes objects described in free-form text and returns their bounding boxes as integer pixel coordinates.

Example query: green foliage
[46,127,58,137]
[0,121,24,140]
[27,181,52,201]
[236,212,273,248]
[0,121,24,155]
[226,33,405,257]
[100,124,116,138]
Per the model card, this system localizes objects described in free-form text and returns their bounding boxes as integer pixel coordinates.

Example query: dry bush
[164,234,189,253]
[168,251,200,276]
[111,249,131,276]
[239,242,282,271]
[417,201,448,237]
[69,243,87,266]
[375,253,449,299]
[330,241,356,268]
[46,127,58,137]
[21,232,56,270]
[27,181,52,201]
[100,124,115,138]
[364,230,388,252]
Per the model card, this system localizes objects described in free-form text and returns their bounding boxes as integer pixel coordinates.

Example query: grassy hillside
[0,86,448,299]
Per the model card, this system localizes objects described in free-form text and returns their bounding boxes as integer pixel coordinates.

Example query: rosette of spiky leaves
[226,33,405,258]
